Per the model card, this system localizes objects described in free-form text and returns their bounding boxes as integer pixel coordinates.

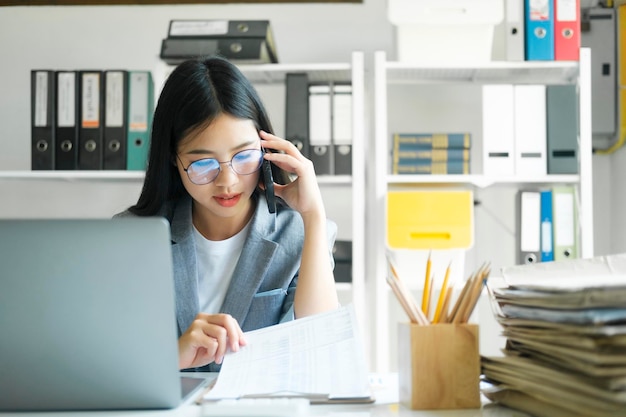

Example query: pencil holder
[398,323,480,410]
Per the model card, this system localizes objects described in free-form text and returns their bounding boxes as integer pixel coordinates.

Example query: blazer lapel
[169,196,200,335]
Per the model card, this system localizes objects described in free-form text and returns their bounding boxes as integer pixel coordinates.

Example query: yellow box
[398,323,480,410]
[387,190,473,249]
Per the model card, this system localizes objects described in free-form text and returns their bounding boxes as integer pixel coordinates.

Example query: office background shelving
[368,49,593,373]
[0,52,368,360]
[0,48,596,373]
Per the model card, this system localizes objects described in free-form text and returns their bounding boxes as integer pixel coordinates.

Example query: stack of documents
[481,254,626,417]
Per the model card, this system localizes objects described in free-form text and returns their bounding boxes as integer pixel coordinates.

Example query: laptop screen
[0,218,184,411]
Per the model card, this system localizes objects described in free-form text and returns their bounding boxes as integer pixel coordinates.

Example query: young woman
[115,56,339,371]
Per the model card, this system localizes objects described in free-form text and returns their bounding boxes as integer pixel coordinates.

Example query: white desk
[0,373,525,417]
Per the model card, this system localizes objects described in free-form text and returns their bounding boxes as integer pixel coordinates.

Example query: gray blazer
[115,193,337,371]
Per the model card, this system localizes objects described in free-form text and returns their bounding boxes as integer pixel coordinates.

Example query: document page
[204,305,371,401]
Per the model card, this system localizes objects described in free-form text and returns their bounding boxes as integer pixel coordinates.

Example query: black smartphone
[261,156,276,214]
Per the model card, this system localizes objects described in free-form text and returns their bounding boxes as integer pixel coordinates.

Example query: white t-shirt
[193,221,251,314]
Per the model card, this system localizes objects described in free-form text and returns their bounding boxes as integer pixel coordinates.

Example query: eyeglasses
[177,149,264,185]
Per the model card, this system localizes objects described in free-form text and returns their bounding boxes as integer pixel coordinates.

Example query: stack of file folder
[31,69,153,171]
[481,255,626,417]
[391,133,471,175]
[160,20,278,65]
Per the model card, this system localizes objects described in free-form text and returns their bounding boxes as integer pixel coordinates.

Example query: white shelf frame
[371,49,593,373]
[0,170,355,185]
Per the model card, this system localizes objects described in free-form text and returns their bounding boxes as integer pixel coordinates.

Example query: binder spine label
[34,72,49,127]
[308,85,331,146]
[106,72,124,128]
[169,20,228,36]
[557,0,576,21]
[541,219,553,256]
[554,192,575,246]
[57,72,76,127]
[507,0,522,22]
[332,85,352,145]
[529,0,549,21]
[129,73,148,132]
[81,73,101,128]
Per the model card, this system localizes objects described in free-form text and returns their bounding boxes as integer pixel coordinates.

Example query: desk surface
[0,373,526,417]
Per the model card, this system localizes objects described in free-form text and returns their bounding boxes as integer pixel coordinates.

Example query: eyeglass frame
[176,148,265,185]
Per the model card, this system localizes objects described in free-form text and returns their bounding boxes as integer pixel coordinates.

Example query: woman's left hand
[260,130,325,218]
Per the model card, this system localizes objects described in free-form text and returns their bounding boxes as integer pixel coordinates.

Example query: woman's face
[176,113,262,226]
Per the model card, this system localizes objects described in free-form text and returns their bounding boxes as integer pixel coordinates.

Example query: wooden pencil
[432,261,451,323]
[453,262,489,324]
[447,271,476,323]
[388,258,429,325]
[459,265,491,323]
[421,251,432,314]
[386,275,419,324]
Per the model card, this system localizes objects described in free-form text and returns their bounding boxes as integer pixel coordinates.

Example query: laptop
[0,218,208,411]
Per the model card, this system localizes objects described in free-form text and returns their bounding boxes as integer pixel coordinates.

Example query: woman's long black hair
[129,55,289,216]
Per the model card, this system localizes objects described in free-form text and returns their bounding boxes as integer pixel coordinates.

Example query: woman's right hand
[177,313,246,369]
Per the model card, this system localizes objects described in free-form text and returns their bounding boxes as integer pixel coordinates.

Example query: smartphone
[261,156,276,214]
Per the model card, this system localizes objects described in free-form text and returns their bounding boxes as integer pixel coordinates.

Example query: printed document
[204,305,372,401]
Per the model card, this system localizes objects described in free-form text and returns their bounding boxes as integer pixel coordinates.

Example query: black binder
[78,71,104,170]
[103,70,128,170]
[285,73,309,158]
[54,71,78,170]
[333,240,352,283]
[31,70,55,170]
[168,19,274,40]
[160,38,277,65]
[167,20,278,63]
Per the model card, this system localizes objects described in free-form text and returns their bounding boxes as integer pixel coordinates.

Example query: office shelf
[0,170,354,185]
[0,170,145,181]
[239,62,352,84]
[369,50,593,373]
[386,174,580,188]
[384,61,579,85]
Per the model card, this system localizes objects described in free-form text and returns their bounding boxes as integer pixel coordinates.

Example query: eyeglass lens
[185,148,263,185]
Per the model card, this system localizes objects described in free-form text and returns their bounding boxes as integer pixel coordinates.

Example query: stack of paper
[481,254,626,417]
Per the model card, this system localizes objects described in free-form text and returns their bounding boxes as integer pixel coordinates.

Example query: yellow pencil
[427,273,435,320]
[421,250,432,314]
[433,261,451,323]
